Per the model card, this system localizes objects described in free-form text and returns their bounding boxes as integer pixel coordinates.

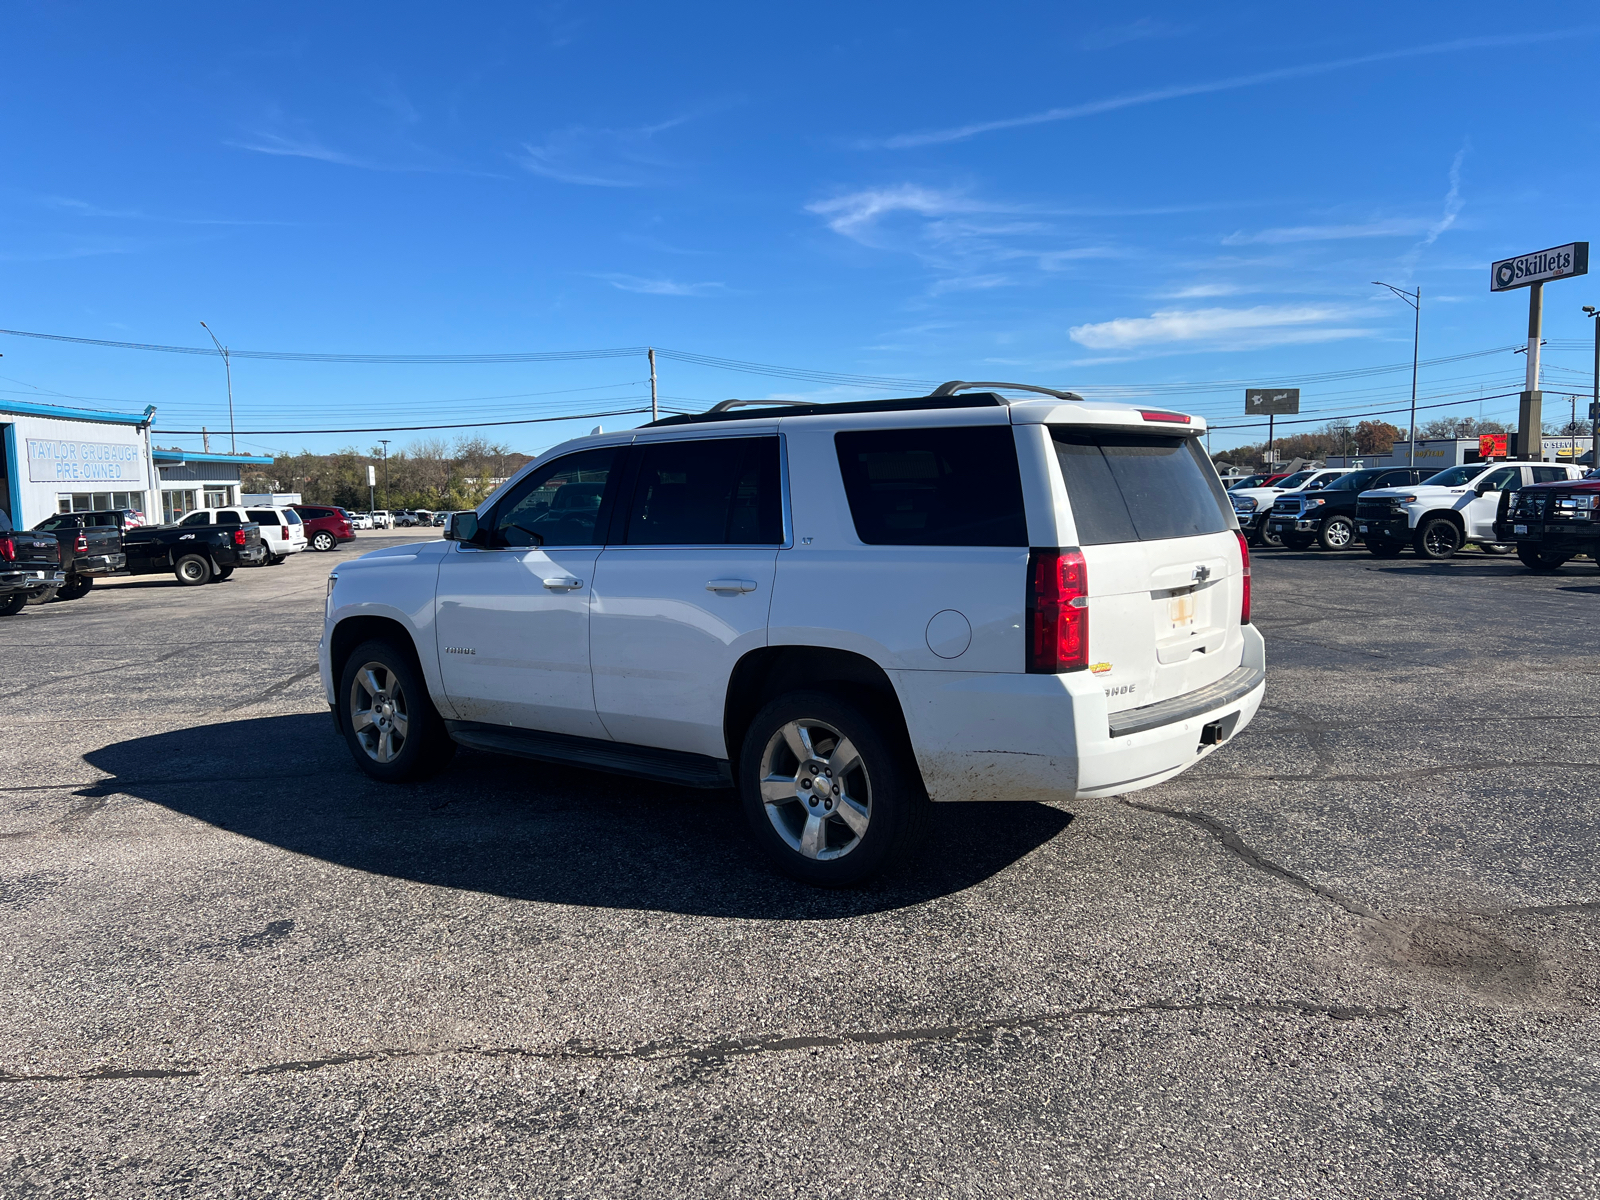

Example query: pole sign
[367,464,377,486]
[1244,388,1300,415]
[1479,433,1508,459]
[1490,243,1589,292]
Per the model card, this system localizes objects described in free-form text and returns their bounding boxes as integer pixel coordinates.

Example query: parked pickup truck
[1265,466,1432,551]
[1357,462,1582,559]
[31,510,128,601]
[122,519,267,585]
[0,509,66,616]
[1494,474,1600,570]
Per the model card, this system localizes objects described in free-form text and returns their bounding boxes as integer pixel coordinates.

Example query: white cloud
[230,132,374,168]
[805,185,1001,242]
[1164,282,1243,298]
[1398,145,1469,274]
[1078,18,1191,50]
[1069,304,1368,351]
[1222,219,1436,246]
[595,273,725,296]
[518,116,693,187]
[868,29,1593,149]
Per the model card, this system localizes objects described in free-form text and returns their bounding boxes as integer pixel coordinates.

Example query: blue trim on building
[2,424,22,524]
[0,398,154,426]
[152,449,274,466]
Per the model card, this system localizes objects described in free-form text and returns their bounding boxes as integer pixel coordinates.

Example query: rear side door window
[1051,429,1232,544]
[1532,467,1568,483]
[622,437,782,545]
[833,426,1025,546]
[246,510,279,526]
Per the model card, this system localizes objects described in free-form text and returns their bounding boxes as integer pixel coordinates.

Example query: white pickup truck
[1356,462,1585,558]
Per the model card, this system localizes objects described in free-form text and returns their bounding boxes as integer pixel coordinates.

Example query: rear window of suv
[834,426,1026,546]
[1051,429,1233,545]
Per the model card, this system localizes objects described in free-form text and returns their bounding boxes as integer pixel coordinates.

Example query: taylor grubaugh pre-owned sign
[1244,388,1300,415]
[26,438,145,483]
[1490,243,1589,292]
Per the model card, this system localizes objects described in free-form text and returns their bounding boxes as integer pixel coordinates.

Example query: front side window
[492,447,620,548]
[623,437,782,546]
[1423,464,1488,487]
[1052,429,1233,545]
[834,426,1025,547]
[1479,467,1521,492]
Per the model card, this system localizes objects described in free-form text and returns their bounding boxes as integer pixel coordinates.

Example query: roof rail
[706,398,816,414]
[930,381,1085,402]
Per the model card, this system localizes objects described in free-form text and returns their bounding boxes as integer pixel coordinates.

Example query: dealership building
[1,398,270,528]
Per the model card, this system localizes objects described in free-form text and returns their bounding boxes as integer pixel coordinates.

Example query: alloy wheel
[759,718,872,860]
[1323,519,1354,548]
[349,661,410,764]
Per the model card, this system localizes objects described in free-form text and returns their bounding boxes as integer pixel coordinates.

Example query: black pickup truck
[31,510,128,601]
[0,509,67,616]
[1265,466,1433,550]
[1494,475,1600,570]
[122,519,267,585]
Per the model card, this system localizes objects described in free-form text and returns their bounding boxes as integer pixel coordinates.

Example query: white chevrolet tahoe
[1356,461,1583,559]
[319,386,1265,884]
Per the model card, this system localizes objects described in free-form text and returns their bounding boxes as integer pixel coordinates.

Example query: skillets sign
[26,438,144,483]
[1490,243,1588,291]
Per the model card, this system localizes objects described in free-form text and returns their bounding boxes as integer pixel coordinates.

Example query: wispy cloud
[1398,144,1469,275]
[230,131,376,168]
[1222,219,1437,246]
[1069,304,1369,351]
[594,273,725,296]
[518,115,693,187]
[868,29,1597,149]
[1163,282,1243,298]
[36,195,290,226]
[1078,18,1191,51]
[806,185,1013,243]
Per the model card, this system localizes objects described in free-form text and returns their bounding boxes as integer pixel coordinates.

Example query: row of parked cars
[0,502,363,616]
[1225,461,1593,565]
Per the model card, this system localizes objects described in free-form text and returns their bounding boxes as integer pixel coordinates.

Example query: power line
[159,406,655,435]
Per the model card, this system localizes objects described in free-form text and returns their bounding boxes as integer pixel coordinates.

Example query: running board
[444,720,733,789]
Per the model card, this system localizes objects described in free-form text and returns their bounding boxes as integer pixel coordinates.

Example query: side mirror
[444,510,479,543]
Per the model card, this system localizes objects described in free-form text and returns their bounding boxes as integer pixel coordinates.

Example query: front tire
[312,531,336,551]
[338,639,456,782]
[739,690,927,886]
[174,554,211,586]
[1480,542,1514,556]
[1282,533,1315,551]
[1319,516,1358,551]
[58,575,93,601]
[1414,517,1462,560]
[0,592,26,616]
[1250,522,1284,549]
[1366,539,1404,558]
[1517,545,1570,572]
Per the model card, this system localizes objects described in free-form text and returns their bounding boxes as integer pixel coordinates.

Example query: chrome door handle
[706,578,757,593]
[542,577,584,591]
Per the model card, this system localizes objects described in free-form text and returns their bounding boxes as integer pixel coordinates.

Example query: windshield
[1320,469,1385,493]
[1421,464,1489,487]
[1228,474,1267,490]
[1274,470,1316,488]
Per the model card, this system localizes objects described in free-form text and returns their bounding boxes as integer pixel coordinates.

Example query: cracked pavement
[1,532,1598,1197]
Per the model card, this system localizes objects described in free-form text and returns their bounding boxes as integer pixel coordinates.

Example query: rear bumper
[890,624,1267,803]
[1,567,66,590]
[74,553,127,575]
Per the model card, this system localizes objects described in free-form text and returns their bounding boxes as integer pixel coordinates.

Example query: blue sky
[3,2,1598,457]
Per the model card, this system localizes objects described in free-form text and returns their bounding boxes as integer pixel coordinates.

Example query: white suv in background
[319,385,1264,884]
[177,506,308,564]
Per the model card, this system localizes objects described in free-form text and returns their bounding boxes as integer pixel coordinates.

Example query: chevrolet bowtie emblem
[1192,565,1211,582]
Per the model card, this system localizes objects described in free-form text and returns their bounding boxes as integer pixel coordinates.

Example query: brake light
[234,529,247,546]
[281,526,290,541]
[0,537,12,561]
[1141,409,1191,424]
[75,533,88,552]
[1235,530,1251,625]
[1026,548,1089,673]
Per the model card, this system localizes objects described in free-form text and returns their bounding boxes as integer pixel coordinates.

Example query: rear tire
[1414,517,1462,560]
[312,531,336,551]
[1480,542,1514,555]
[58,575,93,601]
[25,586,59,605]
[0,593,26,616]
[174,554,210,586]
[212,566,234,582]
[739,690,928,887]
[338,639,456,783]
[1318,516,1358,551]
[1517,545,1569,572]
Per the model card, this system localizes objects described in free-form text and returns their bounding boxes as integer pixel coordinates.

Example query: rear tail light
[234,529,247,546]
[0,537,13,561]
[281,526,290,541]
[1140,409,1192,424]
[1026,548,1089,673]
[75,533,89,552]
[1235,530,1251,625]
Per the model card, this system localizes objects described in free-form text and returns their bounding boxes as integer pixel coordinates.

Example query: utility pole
[201,426,210,454]
[1586,306,1600,474]
[379,440,391,510]
[648,347,659,422]
[199,322,237,454]
[1374,283,1421,466]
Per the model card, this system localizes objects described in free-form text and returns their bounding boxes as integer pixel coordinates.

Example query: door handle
[706,578,757,593]
[542,577,584,591]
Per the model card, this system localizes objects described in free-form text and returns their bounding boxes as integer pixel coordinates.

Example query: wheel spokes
[799,813,826,859]
[827,736,861,779]
[350,708,375,732]
[761,774,798,805]
[360,667,384,701]
[835,794,870,837]
[781,721,815,764]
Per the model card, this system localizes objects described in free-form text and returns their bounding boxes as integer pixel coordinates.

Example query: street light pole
[379,440,391,511]
[1374,283,1421,466]
[1586,306,1600,475]
[199,322,237,454]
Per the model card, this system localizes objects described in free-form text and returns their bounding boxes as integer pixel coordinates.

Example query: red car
[291,505,356,551]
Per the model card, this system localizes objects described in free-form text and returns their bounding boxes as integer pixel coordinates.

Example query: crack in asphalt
[1121,799,1383,919]
[0,646,197,701]
[0,997,1404,1084]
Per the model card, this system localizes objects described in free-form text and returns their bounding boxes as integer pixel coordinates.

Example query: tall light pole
[1374,283,1421,466]
[1586,306,1599,474]
[199,322,237,454]
[379,440,391,510]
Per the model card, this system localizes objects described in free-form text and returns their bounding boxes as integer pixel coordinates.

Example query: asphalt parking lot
[2,531,1598,1198]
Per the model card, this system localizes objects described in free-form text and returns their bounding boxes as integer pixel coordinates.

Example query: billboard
[1244,388,1300,415]
[26,438,144,484]
[1490,243,1589,292]
[1479,433,1508,459]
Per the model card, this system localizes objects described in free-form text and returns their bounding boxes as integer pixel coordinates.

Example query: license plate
[1169,590,1196,632]
[1514,524,1528,534]
[1358,524,1367,532]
